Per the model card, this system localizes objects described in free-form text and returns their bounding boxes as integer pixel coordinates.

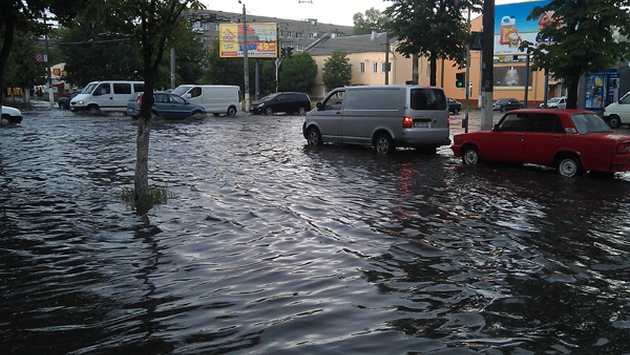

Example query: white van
[604,91,630,128]
[172,85,241,116]
[303,85,451,154]
[70,80,145,113]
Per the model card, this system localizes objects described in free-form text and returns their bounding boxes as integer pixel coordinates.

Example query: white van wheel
[306,127,323,146]
[227,106,237,116]
[375,133,394,154]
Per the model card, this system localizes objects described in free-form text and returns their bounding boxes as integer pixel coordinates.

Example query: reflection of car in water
[452,108,630,177]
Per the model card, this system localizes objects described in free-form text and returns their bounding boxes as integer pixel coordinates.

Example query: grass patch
[121,185,174,205]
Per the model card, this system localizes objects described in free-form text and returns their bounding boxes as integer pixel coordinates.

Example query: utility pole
[481,0,495,131]
[240,1,250,112]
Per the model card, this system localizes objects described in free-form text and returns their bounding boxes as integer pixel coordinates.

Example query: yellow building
[306,16,559,106]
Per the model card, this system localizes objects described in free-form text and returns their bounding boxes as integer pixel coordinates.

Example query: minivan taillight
[403,116,413,129]
[616,143,630,154]
[137,93,143,105]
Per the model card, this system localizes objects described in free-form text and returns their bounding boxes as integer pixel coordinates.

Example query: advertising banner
[494,1,553,56]
[219,22,278,58]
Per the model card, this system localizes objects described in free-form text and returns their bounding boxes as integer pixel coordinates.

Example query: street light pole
[240,1,250,112]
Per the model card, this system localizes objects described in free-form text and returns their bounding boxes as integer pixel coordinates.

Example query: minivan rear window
[410,88,447,110]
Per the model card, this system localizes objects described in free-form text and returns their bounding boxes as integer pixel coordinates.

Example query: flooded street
[2,103,630,354]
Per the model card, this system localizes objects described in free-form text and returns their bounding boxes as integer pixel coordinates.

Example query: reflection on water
[2,105,630,353]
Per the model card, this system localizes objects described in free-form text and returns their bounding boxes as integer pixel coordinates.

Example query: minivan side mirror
[316,101,323,110]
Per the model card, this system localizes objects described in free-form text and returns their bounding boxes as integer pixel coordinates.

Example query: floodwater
[2,103,630,354]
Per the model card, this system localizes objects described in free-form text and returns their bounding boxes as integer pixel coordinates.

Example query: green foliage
[322,50,352,91]
[4,30,47,89]
[202,39,244,86]
[278,51,317,93]
[353,7,387,35]
[520,0,630,108]
[384,0,482,85]
[259,59,277,96]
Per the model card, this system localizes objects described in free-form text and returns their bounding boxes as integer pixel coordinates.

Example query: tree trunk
[566,74,580,109]
[134,114,152,215]
[0,1,16,102]
[429,55,438,86]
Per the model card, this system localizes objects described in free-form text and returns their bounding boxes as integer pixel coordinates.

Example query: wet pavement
[2,101,630,354]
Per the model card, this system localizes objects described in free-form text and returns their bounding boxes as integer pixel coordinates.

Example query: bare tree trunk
[134,115,151,215]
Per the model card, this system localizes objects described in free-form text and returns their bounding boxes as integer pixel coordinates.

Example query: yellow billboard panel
[220,22,278,58]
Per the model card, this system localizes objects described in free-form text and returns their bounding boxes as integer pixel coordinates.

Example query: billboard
[219,22,278,58]
[494,1,553,56]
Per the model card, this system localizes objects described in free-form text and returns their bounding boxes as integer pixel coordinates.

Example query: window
[113,83,131,95]
[410,88,447,110]
[528,114,564,133]
[372,62,378,73]
[360,62,365,73]
[497,113,528,132]
[133,84,145,93]
[96,84,110,95]
[307,33,315,39]
[189,87,202,98]
[324,91,345,111]
[381,62,387,73]
[287,32,293,38]
[345,89,399,110]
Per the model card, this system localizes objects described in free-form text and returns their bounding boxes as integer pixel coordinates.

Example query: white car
[1,105,23,125]
[539,96,566,109]
[604,91,630,128]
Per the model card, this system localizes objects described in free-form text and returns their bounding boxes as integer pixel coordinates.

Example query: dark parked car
[492,98,524,112]
[451,109,630,177]
[250,92,311,115]
[126,92,206,120]
[447,97,462,114]
[58,91,80,109]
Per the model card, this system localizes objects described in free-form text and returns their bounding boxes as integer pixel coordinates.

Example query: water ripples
[2,106,630,353]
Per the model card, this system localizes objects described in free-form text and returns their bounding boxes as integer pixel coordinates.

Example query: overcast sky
[201,0,391,27]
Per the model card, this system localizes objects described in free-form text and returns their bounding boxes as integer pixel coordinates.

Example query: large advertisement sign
[494,1,552,56]
[219,22,278,58]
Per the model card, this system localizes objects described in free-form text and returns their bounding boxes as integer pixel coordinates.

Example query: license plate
[414,121,430,128]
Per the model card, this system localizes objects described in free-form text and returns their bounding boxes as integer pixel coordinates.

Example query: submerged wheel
[461,146,481,165]
[608,115,621,129]
[375,133,394,154]
[265,107,274,115]
[298,107,307,115]
[227,106,237,116]
[556,155,582,178]
[306,127,323,146]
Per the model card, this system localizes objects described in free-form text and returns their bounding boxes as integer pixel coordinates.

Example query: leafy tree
[279,51,317,93]
[54,21,143,87]
[384,0,482,86]
[322,49,352,91]
[521,0,630,109]
[259,59,277,96]
[353,7,388,35]
[0,0,86,102]
[202,39,243,86]
[81,0,203,214]
[4,30,47,96]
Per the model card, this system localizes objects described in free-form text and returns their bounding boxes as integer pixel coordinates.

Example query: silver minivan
[303,85,451,154]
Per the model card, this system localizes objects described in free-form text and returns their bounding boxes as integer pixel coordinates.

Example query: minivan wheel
[608,115,621,129]
[462,146,481,165]
[265,107,274,115]
[227,106,237,116]
[375,133,394,154]
[556,155,582,177]
[306,127,323,146]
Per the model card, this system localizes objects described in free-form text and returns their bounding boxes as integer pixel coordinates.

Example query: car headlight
[75,100,84,105]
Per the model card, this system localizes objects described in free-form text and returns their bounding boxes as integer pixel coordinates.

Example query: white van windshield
[171,86,190,96]
[83,83,97,94]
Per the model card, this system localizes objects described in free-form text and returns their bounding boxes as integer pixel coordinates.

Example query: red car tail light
[616,143,630,154]
[137,93,143,105]
[403,116,413,129]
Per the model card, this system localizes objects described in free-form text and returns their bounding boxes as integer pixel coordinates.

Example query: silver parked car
[303,85,450,154]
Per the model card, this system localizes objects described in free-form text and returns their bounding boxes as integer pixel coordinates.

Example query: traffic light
[281,48,287,58]
[455,72,465,88]
[286,47,293,58]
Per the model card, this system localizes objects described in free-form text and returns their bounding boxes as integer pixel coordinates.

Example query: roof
[307,32,393,56]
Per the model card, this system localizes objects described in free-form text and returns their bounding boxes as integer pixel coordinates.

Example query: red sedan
[451,109,630,177]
